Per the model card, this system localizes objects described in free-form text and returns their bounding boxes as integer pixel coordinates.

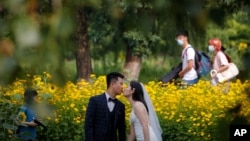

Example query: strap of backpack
[182,46,191,58]
[183,46,198,69]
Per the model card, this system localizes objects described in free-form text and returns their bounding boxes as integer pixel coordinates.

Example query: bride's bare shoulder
[133,101,146,110]
[134,101,143,106]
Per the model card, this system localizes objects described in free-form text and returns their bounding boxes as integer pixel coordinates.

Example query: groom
[84,72,126,141]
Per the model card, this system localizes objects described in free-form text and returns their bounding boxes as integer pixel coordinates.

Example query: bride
[123,81,162,141]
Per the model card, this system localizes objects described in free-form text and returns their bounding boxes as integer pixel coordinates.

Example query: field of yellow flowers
[0,72,250,141]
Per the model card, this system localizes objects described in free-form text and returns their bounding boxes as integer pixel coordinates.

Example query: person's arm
[134,102,150,141]
[216,52,229,73]
[22,121,37,127]
[118,104,126,141]
[178,60,194,78]
[217,65,229,73]
[18,106,37,127]
[84,97,96,141]
[127,124,135,141]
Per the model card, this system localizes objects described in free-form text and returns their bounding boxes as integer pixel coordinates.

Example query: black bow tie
[108,97,116,102]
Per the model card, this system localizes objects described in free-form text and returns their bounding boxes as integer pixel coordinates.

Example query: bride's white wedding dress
[130,110,158,141]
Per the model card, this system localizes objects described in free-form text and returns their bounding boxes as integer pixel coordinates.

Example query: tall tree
[117,0,162,80]
[70,0,102,81]
[76,7,92,81]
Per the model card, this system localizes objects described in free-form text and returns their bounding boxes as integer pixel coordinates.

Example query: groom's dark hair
[106,72,124,88]
[130,81,149,113]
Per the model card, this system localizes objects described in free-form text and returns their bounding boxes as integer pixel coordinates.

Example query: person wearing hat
[16,89,39,141]
[175,30,199,86]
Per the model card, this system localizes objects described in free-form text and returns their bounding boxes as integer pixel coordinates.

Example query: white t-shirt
[213,51,229,71]
[181,45,198,80]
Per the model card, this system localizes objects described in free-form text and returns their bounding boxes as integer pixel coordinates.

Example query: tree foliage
[0,0,249,84]
[0,0,75,85]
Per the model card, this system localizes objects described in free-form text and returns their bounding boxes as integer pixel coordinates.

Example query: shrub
[0,73,249,141]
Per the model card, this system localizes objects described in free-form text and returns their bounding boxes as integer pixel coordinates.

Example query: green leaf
[12,93,22,101]
[2,123,18,130]
[40,93,53,100]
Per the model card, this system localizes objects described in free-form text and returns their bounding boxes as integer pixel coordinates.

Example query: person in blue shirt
[16,89,38,141]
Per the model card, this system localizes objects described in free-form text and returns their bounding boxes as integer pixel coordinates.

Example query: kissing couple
[84,72,162,141]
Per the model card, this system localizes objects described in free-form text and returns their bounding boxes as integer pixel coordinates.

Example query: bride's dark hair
[130,81,149,113]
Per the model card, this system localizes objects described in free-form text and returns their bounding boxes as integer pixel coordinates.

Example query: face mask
[208,45,215,52]
[177,39,184,46]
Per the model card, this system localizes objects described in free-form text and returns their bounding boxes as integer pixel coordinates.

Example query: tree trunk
[76,8,92,81]
[123,46,142,81]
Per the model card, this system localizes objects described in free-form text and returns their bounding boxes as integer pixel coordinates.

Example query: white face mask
[177,39,184,46]
[208,45,215,52]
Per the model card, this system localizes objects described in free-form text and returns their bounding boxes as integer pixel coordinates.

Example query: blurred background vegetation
[0,0,250,85]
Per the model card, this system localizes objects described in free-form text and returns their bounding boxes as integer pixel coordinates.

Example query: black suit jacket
[84,93,126,141]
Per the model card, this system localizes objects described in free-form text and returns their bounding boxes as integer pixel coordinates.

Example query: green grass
[139,55,180,82]
[64,51,250,83]
[64,53,180,83]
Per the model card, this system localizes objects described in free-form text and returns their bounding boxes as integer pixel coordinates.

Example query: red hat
[208,38,222,51]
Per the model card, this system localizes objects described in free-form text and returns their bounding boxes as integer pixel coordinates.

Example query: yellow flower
[74,108,79,112]
[55,118,59,123]
[70,103,75,108]
[2,73,250,140]
[8,130,13,134]
[200,131,205,136]
[18,112,26,122]
[90,74,96,79]
[46,73,52,79]
[47,116,51,120]
[176,118,181,122]
[238,42,248,52]
[75,120,81,124]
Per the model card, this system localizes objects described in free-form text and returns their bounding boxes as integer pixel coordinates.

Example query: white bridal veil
[140,83,163,141]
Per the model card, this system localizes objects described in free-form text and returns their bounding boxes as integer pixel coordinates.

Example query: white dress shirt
[105,92,115,111]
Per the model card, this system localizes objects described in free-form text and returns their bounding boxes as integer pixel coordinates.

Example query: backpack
[185,47,211,78]
[197,52,211,77]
